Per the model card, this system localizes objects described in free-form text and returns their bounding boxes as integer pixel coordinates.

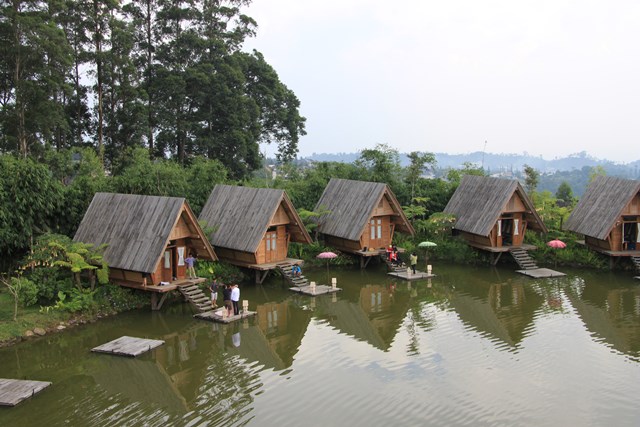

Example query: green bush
[13,277,38,307]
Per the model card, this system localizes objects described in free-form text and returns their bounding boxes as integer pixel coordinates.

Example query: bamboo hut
[314,178,415,268]
[74,193,217,309]
[444,176,547,263]
[199,185,312,284]
[564,176,640,269]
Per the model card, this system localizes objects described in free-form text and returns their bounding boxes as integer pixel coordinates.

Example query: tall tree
[405,151,436,201]
[0,0,71,156]
[523,164,539,195]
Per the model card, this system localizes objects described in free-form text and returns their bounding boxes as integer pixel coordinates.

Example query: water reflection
[564,271,640,359]
[2,265,640,426]
[440,268,544,348]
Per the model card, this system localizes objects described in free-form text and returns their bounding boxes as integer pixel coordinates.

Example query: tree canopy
[0,0,305,179]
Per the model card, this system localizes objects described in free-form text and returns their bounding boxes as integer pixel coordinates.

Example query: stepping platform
[516,268,566,278]
[0,379,51,406]
[194,308,256,324]
[387,271,435,281]
[91,336,164,357]
[289,284,342,296]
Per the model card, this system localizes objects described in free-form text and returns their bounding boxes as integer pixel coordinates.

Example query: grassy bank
[0,284,149,347]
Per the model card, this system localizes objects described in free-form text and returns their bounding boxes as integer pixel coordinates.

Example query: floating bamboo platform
[516,268,566,278]
[387,270,435,281]
[0,379,51,406]
[289,284,342,296]
[91,336,164,357]
[194,308,257,324]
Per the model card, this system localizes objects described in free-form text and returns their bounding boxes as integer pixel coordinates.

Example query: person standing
[185,253,196,279]
[231,284,240,315]
[222,284,233,317]
[410,252,418,274]
[209,277,219,308]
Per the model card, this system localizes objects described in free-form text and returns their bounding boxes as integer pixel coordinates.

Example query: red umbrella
[547,239,567,249]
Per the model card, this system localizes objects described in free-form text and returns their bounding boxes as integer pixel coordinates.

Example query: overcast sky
[241,0,640,163]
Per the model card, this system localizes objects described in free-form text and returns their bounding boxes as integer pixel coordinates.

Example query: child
[210,277,219,308]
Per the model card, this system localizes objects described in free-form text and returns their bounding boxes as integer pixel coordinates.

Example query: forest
[1,0,305,178]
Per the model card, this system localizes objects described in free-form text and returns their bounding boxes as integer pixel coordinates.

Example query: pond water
[1,263,640,426]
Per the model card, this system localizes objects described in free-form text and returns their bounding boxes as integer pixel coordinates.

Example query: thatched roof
[74,193,216,274]
[444,175,547,236]
[564,176,640,240]
[199,185,311,253]
[314,178,415,241]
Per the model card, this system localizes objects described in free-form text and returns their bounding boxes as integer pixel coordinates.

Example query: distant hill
[304,150,640,197]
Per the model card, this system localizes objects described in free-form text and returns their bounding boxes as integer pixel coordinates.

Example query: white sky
[241,0,640,163]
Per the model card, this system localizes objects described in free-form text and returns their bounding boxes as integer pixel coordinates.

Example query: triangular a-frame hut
[444,176,547,257]
[564,176,640,268]
[314,178,415,267]
[74,193,217,308]
[199,185,312,283]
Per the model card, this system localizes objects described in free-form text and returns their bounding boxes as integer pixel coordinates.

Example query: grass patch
[0,291,70,342]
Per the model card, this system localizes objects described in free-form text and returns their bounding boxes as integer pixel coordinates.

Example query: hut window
[177,247,185,266]
[164,251,171,268]
[271,233,277,251]
[377,219,382,239]
[497,220,502,236]
[371,220,375,239]
[514,219,519,236]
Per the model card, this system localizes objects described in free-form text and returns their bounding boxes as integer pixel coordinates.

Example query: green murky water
[1,263,640,426]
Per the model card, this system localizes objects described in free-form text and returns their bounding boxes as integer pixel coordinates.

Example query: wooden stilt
[491,252,503,266]
[255,270,269,284]
[150,292,168,310]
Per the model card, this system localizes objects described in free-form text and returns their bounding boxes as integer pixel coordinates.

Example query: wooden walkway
[91,336,165,357]
[0,379,51,406]
[387,271,435,281]
[516,268,566,278]
[194,308,256,324]
[289,284,342,296]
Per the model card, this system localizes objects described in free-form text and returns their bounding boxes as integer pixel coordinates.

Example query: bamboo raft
[91,336,165,357]
[289,284,342,296]
[0,379,51,406]
[516,268,566,278]
[194,308,256,324]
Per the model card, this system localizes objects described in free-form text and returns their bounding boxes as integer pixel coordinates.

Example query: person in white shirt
[230,284,240,315]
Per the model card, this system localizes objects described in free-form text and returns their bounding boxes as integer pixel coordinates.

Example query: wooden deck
[194,308,257,323]
[574,241,640,257]
[91,336,165,357]
[387,270,435,281]
[516,268,566,278]
[467,243,539,253]
[0,379,51,407]
[118,277,206,293]
[289,284,342,296]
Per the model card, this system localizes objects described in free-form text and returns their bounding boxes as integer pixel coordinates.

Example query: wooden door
[264,231,278,263]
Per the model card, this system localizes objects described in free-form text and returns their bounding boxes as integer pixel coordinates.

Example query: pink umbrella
[547,239,567,249]
[316,251,338,273]
[316,251,338,259]
[547,239,566,267]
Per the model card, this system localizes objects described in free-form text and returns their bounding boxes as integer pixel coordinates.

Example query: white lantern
[331,278,337,289]
[242,300,249,313]
[310,281,316,294]
[427,265,432,275]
